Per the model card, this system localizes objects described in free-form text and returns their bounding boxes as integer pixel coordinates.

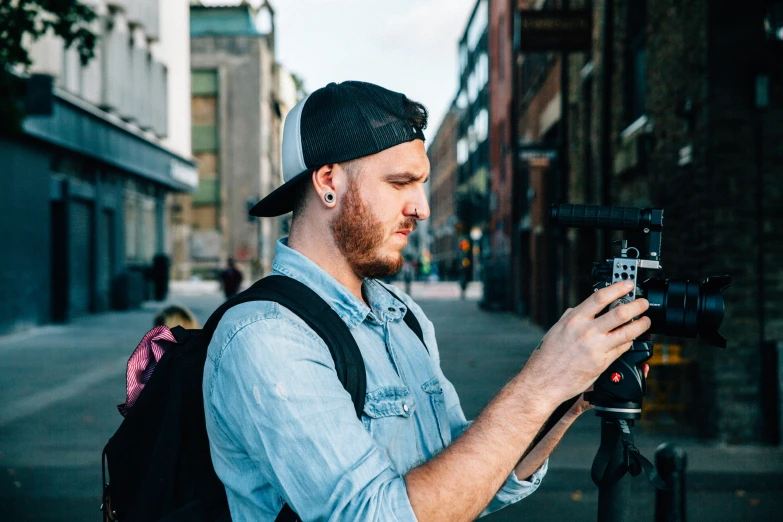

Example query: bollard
[654,443,687,522]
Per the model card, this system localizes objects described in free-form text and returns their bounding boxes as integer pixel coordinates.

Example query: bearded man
[203,81,651,521]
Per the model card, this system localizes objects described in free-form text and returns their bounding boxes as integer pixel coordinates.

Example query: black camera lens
[641,275,731,347]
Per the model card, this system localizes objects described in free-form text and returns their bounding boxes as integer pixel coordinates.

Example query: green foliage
[0,0,97,69]
[0,0,98,132]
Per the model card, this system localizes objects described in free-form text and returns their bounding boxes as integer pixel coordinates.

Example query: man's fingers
[577,282,636,318]
[607,316,652,355]
[593,298,649,333]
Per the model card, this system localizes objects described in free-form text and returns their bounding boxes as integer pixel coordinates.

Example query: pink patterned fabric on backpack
[118,326,177,416]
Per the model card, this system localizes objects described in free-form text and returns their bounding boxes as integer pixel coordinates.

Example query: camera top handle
[551,204,664,263]
[550,204,663,231]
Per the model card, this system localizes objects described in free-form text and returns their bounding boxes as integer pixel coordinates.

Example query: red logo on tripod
[610,372,623,383]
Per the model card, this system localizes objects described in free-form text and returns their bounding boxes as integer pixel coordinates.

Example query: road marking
[0,356,128,426]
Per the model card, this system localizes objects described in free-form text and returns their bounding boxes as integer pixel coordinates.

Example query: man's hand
[566,363,650,419]
[525,281,652,409]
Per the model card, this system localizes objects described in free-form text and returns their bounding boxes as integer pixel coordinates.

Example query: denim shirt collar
[270,238,407,329]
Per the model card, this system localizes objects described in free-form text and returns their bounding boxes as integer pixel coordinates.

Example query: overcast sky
[199,0,479,141]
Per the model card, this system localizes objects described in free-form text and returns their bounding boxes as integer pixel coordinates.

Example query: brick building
[503,0,570,322]
[558,0,783,443]
[430,0,783,443]
[428,103,461,280]
[485,0,515,308]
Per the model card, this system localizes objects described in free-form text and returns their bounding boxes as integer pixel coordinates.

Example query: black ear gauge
[324,192,335,204]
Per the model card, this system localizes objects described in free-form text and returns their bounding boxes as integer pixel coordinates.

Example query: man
[220,258,243,299]
[203,81,651,521]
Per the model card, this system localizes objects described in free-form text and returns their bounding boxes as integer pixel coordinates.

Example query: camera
[550,204,730,418]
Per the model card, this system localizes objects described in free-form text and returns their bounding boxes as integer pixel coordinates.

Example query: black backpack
[102,275,425,522]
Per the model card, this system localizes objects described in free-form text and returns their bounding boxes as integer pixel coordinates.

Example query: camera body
[550,204,730,419]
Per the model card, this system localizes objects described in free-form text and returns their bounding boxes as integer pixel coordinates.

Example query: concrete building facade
[174,2,293,282]
[0,0,197,334]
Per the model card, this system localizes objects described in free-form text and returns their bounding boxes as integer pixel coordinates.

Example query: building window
[478,53,489,89]
[625,0,647,124]
[125,194,138,260]
[140,196,156,260]
[124,191,157,263]
[457,91,468,109]
[468,69,478,102]
[457,137,468,165]
[192,70,218,96]
[475,109,488,143]
[467,0,488,51]
[468,124,478,153]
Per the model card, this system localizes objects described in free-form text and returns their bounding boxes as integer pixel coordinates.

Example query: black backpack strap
[205,275,367,417]
[379,283,428,353]
[205,275,367,522]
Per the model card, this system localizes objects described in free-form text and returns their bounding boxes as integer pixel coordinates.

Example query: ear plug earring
[324,192,335,204]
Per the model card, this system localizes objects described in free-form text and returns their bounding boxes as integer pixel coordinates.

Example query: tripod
[587,337,668,522]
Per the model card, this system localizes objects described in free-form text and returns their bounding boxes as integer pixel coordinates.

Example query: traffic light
[460,239,470,252]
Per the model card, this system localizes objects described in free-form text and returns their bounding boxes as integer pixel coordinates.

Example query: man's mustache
[396,218,418,233]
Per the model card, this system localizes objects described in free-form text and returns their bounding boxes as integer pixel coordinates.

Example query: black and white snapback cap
[248,81,426,217]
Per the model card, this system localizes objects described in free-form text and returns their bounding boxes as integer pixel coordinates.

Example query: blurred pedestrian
[459,258,471,299]
[153,304,200,329]
[220,258,243,299]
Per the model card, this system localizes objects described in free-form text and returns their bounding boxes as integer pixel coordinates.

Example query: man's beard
[330,177,416,280]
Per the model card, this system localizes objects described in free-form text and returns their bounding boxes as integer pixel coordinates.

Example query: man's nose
[414,200,430,220]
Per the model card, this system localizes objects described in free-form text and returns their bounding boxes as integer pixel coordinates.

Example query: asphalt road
[0,283,780,521]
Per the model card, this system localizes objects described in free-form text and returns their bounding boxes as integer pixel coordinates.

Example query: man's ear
[313,164,337,198]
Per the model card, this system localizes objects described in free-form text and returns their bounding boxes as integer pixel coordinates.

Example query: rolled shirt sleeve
[204,306,418,522]
[482,459,548,516]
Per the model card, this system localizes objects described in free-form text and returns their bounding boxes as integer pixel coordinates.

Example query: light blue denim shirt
[203,239,547,521]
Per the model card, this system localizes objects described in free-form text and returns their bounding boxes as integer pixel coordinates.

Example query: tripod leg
[597,420,631,522]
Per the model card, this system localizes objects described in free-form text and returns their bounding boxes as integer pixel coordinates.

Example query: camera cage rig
[546,203,731,522]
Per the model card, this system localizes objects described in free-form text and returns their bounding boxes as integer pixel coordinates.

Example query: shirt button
[402,403,409,413]
[534,478,541,485]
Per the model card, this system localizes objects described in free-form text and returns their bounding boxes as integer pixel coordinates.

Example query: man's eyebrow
[385,172,430,183]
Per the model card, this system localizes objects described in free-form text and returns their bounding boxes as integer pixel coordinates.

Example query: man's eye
[391,181,408,187]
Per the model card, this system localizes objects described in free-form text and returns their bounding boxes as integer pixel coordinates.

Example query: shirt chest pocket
[361,386,415,439]
[422,377,452,448]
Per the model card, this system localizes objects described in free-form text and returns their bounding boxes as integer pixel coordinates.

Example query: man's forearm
[513,409,579,480]
[404,369,558,522]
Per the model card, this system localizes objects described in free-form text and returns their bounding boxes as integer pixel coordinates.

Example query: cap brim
[248,171,309,217]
